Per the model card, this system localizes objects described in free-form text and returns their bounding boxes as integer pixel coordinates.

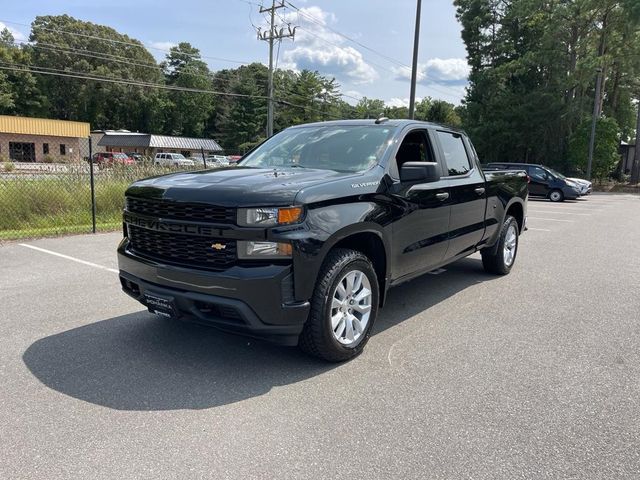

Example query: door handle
[435,192,449,201]
[474,187,486,195]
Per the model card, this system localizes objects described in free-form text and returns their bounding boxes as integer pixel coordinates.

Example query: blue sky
[0,0,469,106]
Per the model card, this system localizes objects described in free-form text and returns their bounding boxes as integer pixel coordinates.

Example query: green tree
[454,0,639,174]
[354,97,385,119]
[28,14,165,131]
[210,63,268,152]
[383,105,409,119]
[0,28,43,115]
[568,117,620,180]
[163,42,214,137]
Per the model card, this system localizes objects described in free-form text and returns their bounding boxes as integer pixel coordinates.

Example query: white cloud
[343,89,363,99]
[279,6,378,85]
[0,21,27,42]
[425,58,470,82]
[393,58,470,85]
[147,41,177,52]
[386,97,422,108]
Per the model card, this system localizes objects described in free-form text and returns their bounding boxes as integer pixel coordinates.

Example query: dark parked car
[486,163,581,202]
[118,120,528,361]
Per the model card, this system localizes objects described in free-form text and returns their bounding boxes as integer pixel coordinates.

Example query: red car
[91,152,135,166]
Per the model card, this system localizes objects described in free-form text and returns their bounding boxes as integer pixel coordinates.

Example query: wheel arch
[505,199,525,233]
[320,225,390,307]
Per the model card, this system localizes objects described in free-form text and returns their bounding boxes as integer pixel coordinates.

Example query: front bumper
[118,238,310,345]
[563,187,581,199]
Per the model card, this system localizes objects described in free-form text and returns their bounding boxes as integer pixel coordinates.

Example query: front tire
[481,215,519,275]
[299,248,379,362]
[549,189,564,202]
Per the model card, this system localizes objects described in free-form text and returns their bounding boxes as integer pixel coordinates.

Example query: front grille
[126,197,234,224]
[128,225,236,270]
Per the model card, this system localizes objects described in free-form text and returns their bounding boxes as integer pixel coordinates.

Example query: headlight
[237,241,292,259]
[237,206,303,227]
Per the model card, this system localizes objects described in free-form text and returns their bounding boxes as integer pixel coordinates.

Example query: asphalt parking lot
[2,192,639,479]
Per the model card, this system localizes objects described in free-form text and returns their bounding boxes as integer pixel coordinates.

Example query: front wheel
[481,215,519,275]
[299,248,379,362]
[549,189,564,202]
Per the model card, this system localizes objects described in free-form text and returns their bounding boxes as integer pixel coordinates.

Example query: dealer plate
[143,292,179,318]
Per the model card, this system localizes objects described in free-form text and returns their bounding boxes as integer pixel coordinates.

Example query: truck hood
[126,166,362,207]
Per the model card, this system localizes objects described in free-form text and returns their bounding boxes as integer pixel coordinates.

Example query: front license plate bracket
[143,292,179,318]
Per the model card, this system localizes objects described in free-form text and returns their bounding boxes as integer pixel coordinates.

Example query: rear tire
[549,189,564,202]
[299,248,379,362]
[481,215,519,275]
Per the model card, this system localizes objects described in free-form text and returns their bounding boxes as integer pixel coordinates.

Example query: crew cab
[118,120,528,361]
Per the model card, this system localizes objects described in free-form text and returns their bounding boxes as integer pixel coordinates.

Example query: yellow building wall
[0,115,90,138]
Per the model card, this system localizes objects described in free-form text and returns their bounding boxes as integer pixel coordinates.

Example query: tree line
[0,14,460,154]
[1,7,639,178]
[454,0,640,179]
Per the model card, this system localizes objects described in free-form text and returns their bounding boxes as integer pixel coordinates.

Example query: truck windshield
[239,125,396,173]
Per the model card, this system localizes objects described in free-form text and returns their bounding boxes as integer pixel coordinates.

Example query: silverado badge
[211,243,226,251]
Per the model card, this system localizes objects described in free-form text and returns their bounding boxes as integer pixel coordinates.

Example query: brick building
[0,115,90,163]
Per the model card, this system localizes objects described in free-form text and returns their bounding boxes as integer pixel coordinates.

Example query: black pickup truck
[118,120,528,361]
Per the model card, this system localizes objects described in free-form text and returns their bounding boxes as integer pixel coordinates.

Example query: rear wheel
[481,215,519,275]
[299,248,379,362]
[549,189,564,202]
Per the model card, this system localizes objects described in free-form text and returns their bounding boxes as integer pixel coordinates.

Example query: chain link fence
[0,135,212,240]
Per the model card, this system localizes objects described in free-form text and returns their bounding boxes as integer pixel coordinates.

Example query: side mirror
[400,162,440,183]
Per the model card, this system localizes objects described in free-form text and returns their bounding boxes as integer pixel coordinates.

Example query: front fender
[284,201,393,302]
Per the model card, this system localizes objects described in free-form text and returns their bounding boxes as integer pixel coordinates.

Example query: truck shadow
[23,257,495,411]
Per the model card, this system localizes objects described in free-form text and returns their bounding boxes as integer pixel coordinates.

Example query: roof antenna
[375,114,389,124]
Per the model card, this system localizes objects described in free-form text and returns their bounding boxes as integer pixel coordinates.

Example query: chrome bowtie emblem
[211,243,226,250]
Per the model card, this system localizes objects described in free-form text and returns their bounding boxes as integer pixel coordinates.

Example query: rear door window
[437,131,471,176]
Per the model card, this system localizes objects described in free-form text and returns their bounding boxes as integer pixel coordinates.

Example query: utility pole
[587,67,603,181]
[408,0,422,119]
[258,0,296,138]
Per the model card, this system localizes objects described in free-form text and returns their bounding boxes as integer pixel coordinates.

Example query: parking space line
[527,217,575,223]
[527,211,591,216]
[527,227,551,231]
[18,244,118,274]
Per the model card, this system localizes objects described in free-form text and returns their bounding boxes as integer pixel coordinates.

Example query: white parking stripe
[527,210,591,216]
[527,228,551,232]
[533,207,603,211]
[527,217,576,223]
[19,244,119,274]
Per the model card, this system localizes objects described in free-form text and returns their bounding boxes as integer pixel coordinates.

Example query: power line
[0,18,252,65]
[0,61,350,120]
[0,62,270,99]
[285,1,412,70]
[294,25,463,99]
[13,40,270,88]
[11,39,361,109]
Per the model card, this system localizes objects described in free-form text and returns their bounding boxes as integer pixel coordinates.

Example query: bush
[41,154,56,164]
[3,161,15,172]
